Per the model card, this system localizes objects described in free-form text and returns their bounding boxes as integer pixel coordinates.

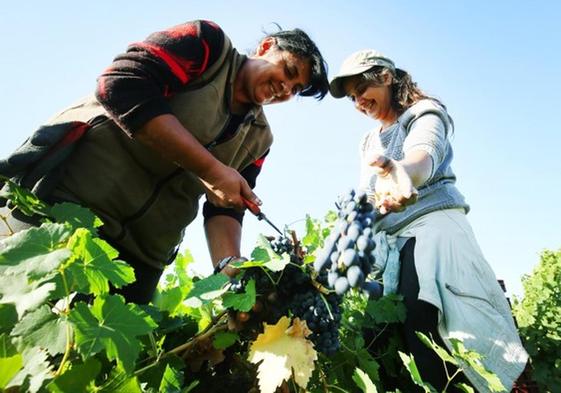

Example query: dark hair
[361,66,443,114]
[264,28,329,100]
[359,66,453,132]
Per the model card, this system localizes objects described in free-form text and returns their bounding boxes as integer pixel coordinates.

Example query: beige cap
[329,49,395,98]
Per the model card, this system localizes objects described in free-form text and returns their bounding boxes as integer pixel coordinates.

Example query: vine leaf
[248,235,290,272]
[183,274,229,308]
[7,347,52,393]
[416,332,457,365]
[11,305,67,356]
[50,202,103,232]
[222,279,256,312]
[159,364,184,393]
[447,338,505,392]
[213,331,239,350]
[0,223,72,278]
[398,351,436,393]
[68,294,157,373]
[0,353,22,389]
[352,367,378,393]
[0,177,49,217]
[248,316,317,393]
[0,303,18,334]
[0,272,56,318]
[47,357,101,393]
[65,228,135,295]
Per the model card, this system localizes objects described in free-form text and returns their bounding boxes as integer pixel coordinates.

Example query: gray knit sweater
[358,99,469,234]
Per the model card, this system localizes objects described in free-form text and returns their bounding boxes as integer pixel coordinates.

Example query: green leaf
[11,305,67,356]
[353,367,378,393]
[302,215,322,252]
[154,287,184,314]
[398,351,436,393]
[47,358,101,393]
[213,331,239,350]
[365,294,406,324]
[65,229,135,295]
[249,235,290,272]
[50,202,103,232]
[222,279,256,312]
[0,271,57,318]
[356,349,380,383]
[0,333,18,357]
[183,274,229,308]
[0,303,18,334]
[455,382,475,393]
[0,177,49,217]
[0,353,22,389]
[183,380,200,393]
[0,223,72,278]
[68,294,157,373]
[159,364,183,393]
[8,347,52,393]
[416,331,457,365]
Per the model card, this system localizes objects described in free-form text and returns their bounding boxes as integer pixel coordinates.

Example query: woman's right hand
[369,154,418,214]
[200,162,261,210]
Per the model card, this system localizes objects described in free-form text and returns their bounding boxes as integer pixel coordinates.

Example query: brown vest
[49,35,273,269]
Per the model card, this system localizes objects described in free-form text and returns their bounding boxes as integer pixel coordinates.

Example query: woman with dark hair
[329,50,528,392]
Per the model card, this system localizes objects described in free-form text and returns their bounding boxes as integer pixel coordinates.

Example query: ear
[381,71,394,86]
[256,37,277,56]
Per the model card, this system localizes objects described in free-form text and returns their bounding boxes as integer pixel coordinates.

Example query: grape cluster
[313,189,383,299]
[230,234,343,355]
[288,290,342,355]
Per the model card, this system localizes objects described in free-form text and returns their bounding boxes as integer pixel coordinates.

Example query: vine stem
[134,310,229,377]
[0,214,15,236]
[366,323,389,350]
[54,271,73,377]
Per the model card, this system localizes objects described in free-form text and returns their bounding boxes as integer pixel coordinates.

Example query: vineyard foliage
[0,179,516,392]
[513,249,561,392]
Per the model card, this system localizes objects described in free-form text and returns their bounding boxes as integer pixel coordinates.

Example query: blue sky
[1,1,559,297]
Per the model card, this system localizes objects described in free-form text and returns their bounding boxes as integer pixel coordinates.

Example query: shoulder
[398,99,452,133]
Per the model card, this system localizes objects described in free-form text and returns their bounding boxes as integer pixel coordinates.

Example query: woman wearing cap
[329,50,528,392]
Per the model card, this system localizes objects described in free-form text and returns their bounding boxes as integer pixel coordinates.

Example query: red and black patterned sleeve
[203,151,270,225]
[95,20,225,134]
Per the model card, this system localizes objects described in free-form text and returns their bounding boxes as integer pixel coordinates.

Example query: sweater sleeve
[95,20,225,134]
[403,114,448,180]
[202,151,270,225]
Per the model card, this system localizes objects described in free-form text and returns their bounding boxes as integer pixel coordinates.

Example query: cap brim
[328,64,377,98]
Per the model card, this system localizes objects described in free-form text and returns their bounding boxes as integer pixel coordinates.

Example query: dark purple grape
[346,265,365,288]
[327,271,339,287]
[334,277,350,295]
[362,280,383,299]
[356,235,368,251]
[341,249,358,267]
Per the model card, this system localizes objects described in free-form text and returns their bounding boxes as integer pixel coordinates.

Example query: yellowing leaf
[248,316,317,393]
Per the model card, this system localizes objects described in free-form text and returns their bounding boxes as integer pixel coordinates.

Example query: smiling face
[235,37,312,106]
[343,74,398,127]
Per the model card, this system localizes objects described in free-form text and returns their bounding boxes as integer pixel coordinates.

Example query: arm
[203,152,268,274]
[95,20,257,209]
[368,113,447,213]
[205,215,243,277]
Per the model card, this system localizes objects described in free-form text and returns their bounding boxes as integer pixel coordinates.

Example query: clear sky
[1,1,559,298]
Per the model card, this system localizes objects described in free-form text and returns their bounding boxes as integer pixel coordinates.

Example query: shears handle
[241,197,261,216]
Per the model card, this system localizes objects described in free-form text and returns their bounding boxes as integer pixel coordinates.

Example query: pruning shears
[242,197,283,236]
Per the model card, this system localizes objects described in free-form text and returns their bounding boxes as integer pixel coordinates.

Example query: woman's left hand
[369,154,418,214]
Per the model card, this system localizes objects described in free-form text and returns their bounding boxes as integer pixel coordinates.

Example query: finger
[368,155,392,175]
[240,180,262,206]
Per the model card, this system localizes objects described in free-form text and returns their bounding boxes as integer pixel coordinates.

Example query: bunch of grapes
[313,190,383,298]
[230,234,343,355]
